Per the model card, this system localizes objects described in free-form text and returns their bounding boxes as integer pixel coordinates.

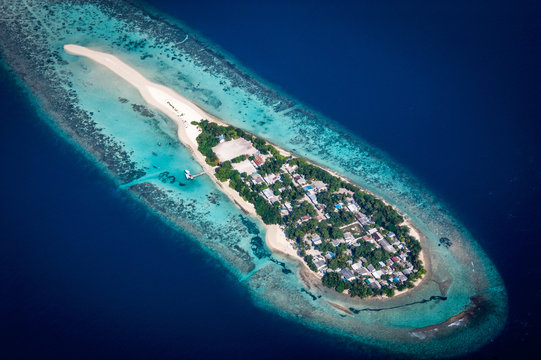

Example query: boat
[152,151,158,156]
[184,169,194,180]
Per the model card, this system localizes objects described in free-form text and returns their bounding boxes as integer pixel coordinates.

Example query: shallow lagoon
[0,0,507,357]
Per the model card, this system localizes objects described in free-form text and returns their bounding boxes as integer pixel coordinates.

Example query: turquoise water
[0,1,507,357]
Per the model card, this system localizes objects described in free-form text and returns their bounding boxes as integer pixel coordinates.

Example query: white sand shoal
[64,44,299,263]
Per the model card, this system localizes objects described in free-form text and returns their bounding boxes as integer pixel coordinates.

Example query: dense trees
[322,274,376,298]
[304,255,317,271]
[322,272,342,288]
[352,241,391,264]
[259,155,286,175]
[231,155,246,163]
[281,173,293,187]
[195,120,227,165]
[327,210,355,229]
[215,161,236,182]
[279,186,304,203]
[348,279,374,298]
[354,191,403,232]
[254,196,282,225]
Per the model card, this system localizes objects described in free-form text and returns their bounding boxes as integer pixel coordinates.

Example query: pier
[185,169,205,180]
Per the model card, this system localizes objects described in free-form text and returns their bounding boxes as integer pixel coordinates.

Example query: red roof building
[253,154,264,167]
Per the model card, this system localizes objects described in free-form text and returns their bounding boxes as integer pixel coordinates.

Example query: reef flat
[0,0,507,357]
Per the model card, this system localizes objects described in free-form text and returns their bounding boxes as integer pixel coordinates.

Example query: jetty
[185,169,205,180]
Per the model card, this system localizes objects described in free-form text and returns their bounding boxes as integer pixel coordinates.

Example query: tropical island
[193,119,426,298]
[63,44,425,300]
[0,0,509,354]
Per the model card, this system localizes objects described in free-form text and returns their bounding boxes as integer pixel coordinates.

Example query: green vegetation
[231,154,247,163]
[348,279,374,298]
[259,155,287,175]
[353,242,391,264]
[304,255,317,272]
[254,196,282,225]
[354,191,403,232]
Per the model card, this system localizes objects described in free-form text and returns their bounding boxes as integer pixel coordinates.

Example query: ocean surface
[1,0,539,358]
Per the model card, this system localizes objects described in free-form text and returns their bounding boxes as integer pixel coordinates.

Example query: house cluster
[310,241,416,291]
[217,135,419,293]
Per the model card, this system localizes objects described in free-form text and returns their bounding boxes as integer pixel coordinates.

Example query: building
[357,267,371,276]
[253,154,265,167]
[343,232,355,244]
[282,163,297,174]
[363,235,377,245]
[341,268,356,281]
[311,235,322,246]
[331,238,344,247]
[314,258,327,271]
[356,212,371,226]
[379,239,396,253]
[372,270,383,279]
[307,193,318,205]
[367,278,381,289]
[284,202,293,212]
[264,173,279,185]
[347,203,358,213]
[293,174,307,186]
[250,173,265,185]
[312,180,327,192]
[262,188,274,200]
[352,262,364,271]
[367,264,376,272]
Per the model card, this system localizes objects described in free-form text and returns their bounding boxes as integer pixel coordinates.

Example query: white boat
[184,169,194,180]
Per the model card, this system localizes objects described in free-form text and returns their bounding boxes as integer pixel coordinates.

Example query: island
[64,44,426,300]
[193,119,427,298]
[0,2,508,355]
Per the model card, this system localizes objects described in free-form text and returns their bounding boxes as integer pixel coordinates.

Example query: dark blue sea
[1,0,539,358]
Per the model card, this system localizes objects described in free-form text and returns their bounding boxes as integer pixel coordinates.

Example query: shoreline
[64,44,428,300]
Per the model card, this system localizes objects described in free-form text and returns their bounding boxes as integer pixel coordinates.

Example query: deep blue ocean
[1,0,539,358]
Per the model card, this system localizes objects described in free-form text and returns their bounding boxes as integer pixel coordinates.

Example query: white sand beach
[64,44,298,264]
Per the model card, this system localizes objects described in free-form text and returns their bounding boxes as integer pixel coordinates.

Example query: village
[194,120,425,298]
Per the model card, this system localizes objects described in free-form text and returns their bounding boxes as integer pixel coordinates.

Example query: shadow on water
[349,296,447,313]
